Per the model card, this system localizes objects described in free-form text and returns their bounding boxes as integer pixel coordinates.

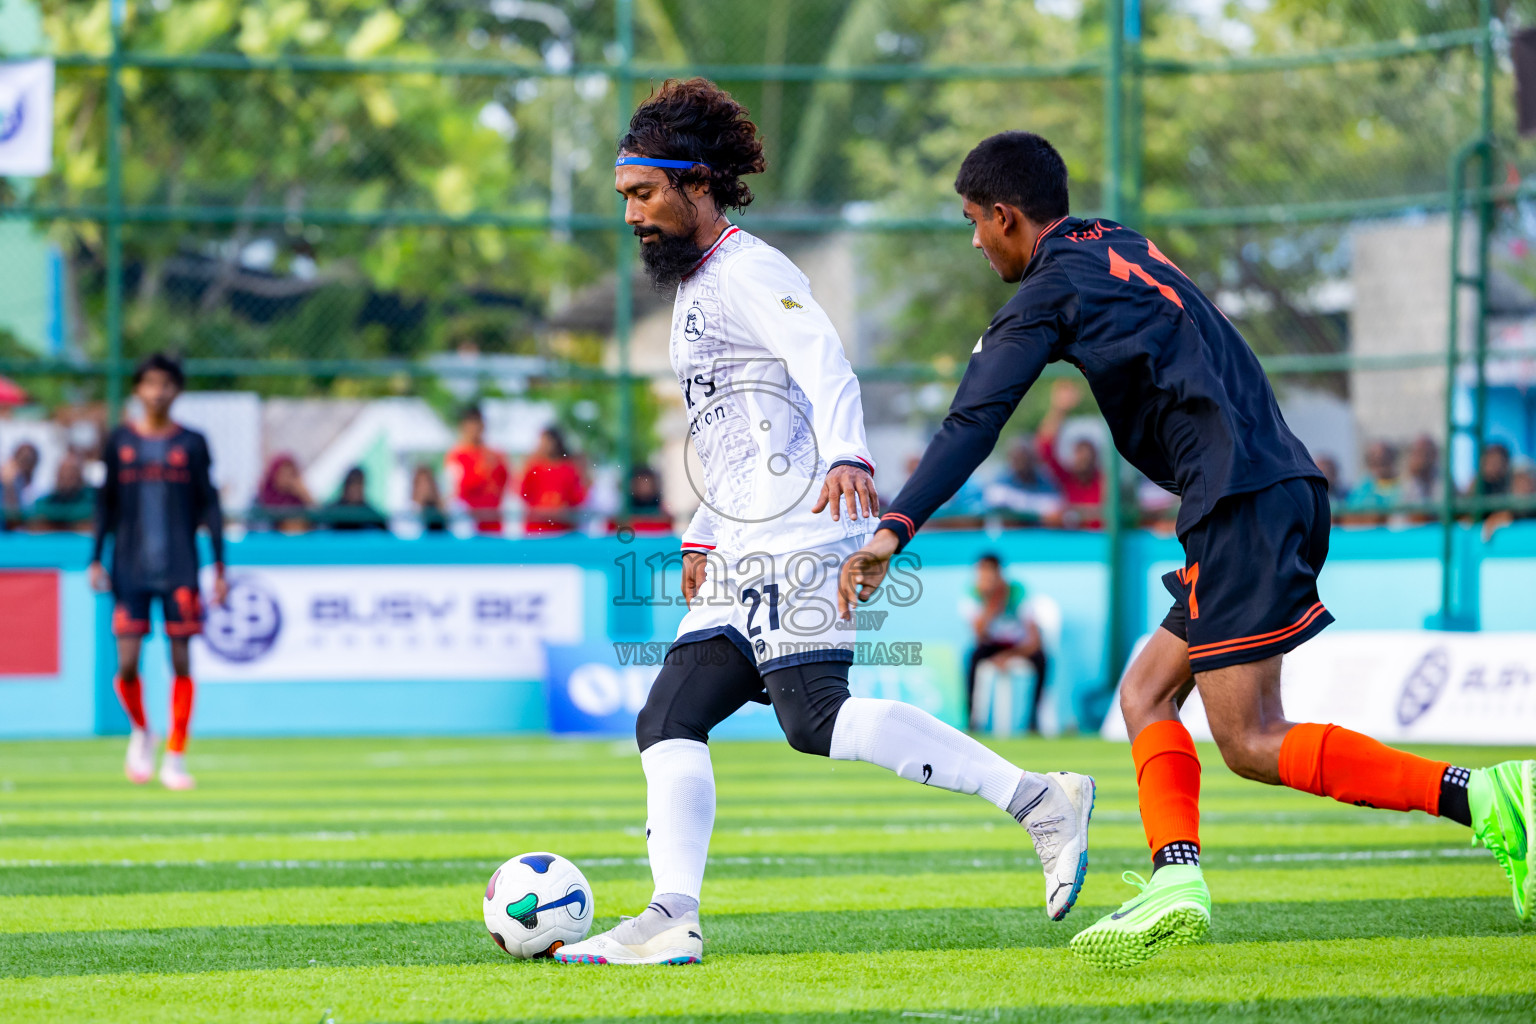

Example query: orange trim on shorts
[1176,562,1200,619]
[1187,602,1327,660]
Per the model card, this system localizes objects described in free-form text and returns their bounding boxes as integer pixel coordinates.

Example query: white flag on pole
[0,59,54,177]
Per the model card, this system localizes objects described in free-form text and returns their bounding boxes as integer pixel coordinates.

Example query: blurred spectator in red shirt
[518,427,587,535]
[445,405,509,535]
[612,463,674,536]
[1035,380,1103,528]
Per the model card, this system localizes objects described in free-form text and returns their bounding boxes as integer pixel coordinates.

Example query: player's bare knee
[169,640,192,677]
[1210,728,1273,783]
[1118,677,1155,722]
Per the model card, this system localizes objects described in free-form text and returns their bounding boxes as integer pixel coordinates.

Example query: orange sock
[1131,719,1202,855]
[1278,723,1447,814]
[114,675,147,731]
[167,676,195,754]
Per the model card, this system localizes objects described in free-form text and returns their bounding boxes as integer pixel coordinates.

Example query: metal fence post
[613,0,636,519]
[1101,0,1129,695]
[104,0,126,423]
[1436,0,1496,630]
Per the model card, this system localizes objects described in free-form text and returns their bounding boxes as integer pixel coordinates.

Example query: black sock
[1438,766,1472,827]
[1151,841,1200,871]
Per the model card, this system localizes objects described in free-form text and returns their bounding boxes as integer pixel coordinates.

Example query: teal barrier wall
[2,523,1533,739]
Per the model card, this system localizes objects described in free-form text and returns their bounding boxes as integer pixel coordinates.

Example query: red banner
[0,571,60,676]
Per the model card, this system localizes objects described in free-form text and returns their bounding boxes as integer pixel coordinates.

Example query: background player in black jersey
[90,353,227,790]
[838,132,1534,967]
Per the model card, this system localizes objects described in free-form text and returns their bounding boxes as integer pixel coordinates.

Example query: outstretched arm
[874,266,1074,552]
[839,265,1076,617]
[194,437,228,604]
[89,443,119,591]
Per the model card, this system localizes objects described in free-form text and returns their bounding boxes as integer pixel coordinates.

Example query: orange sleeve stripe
[884,512,916,534]
[1187,602,1327,660]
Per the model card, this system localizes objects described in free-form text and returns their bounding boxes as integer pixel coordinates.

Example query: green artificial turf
[2,735,1532,1023]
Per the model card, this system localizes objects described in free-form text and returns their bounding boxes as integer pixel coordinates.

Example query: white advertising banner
[0,60,54,176]
[193,565,583,682]
[1102,630,1536,745]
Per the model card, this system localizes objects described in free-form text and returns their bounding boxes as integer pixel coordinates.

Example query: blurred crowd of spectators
[4,386,1535,540]
[1314,433,1536,538]
[237,407,633,537]
[0,402,674,539]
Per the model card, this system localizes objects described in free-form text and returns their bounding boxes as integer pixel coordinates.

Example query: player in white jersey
[554,79,1094,967]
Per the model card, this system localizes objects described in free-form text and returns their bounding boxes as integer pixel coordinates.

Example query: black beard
[637,227,707,290]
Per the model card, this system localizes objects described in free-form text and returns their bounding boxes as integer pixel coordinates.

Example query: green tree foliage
[846,0,1527,389]
[38,0,607,374]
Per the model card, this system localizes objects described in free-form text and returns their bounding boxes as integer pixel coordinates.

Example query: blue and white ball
[482,852,594,959]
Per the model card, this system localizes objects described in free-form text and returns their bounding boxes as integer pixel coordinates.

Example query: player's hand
[838,529,899,620]
[813,464,879,522]
[88,561,109,593]
[212,573,230,607]
[680,550,708,606]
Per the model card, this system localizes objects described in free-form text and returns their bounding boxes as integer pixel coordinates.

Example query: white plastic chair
[971,594,1061,737]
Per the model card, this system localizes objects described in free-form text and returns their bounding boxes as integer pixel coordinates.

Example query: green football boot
[1468,759,1535,922]
[1069,865,1211,969]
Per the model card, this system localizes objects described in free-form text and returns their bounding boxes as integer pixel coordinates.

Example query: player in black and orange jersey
[838,132,1534,965]
[90,353,227,790]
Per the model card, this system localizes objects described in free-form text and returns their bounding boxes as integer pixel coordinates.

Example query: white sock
[829,697,1040,811]
[640,738,715,903]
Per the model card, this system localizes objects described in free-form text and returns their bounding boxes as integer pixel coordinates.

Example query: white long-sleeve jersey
[671,226,875,556]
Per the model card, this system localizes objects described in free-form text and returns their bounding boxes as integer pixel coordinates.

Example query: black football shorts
[1160,476,1334,672]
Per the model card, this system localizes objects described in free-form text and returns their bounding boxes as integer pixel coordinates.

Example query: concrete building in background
[1349,217,1461,452]
[1352,215,1536,488]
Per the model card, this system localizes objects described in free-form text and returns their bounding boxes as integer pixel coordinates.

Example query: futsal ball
[482,852,594,958]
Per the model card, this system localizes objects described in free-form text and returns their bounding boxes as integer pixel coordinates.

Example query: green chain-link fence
[5,0,1536,673]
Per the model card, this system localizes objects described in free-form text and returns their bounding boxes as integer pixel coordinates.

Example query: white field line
[0,848,1488,871]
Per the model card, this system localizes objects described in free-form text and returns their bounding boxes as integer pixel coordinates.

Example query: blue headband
[616,156,713,170]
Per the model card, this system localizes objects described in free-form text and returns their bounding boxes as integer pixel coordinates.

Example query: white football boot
[158,751,196,791]
[1018,771,1095,921]
[554,906,703,965]
[124,729,155,785]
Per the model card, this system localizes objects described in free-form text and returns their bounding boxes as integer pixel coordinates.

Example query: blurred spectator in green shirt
[1343,441,1401,525]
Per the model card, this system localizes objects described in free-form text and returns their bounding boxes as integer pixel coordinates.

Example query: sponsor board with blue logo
[546,642,964,738]
[1102,630,1536,744]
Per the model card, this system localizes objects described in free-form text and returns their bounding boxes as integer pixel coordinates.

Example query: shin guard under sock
[1132,719,1202,858]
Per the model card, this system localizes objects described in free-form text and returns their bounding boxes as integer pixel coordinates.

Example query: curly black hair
[618,78,766,212]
